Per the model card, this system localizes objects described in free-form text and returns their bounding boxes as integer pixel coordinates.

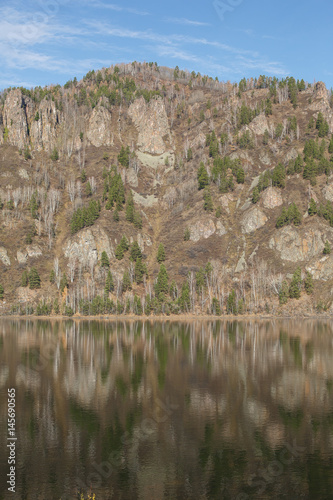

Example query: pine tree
[144,294,152,315]
[272,162,286,188]
[197,162,209,190]
[0,284,4,299]
[105,270,114,293]
[308,198,317,216]
[316,112,329,137]
[155,264,169,298]
[21,270,29,287]
[179,280,191,312]
[49,269,56,283]
[134,295,143,315]
[100,251,110,268]
[156,243,166,263]
[81,169,87,182]
[236,168,245,184]
[122,270,132,292]
[133,211,143,229]
[184,228,191,241]
[279,280,289,304]
[113,209,119,222]
[125,190,135,223]
[29,193,39,219]
[130,241,142,261]
[29,267,41,289]
[203,187,213,211]
[115,245,124,260]
[289,267,302,299]
[60,273,68,292]
[328,135,333,154]
[323,240,331,255]
[252,187,260,204]
[227,290,237,314]
[85,181,92,197]
[304,271,314,295]
[134,258,147,284]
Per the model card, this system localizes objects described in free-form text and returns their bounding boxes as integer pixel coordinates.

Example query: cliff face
[1,64,333,316]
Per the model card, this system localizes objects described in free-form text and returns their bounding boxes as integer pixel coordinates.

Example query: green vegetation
[276,203,302,228]
[71,200,101,234]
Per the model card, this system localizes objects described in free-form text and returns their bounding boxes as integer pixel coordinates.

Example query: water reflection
[0,319,333,499]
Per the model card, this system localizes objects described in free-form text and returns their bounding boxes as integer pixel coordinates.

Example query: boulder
[261,187,283,209]
[0,247,10,266]
[190,219,216,242]
[241,207,267,234]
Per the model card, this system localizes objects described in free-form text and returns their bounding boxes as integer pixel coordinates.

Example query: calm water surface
[0,319,333,499]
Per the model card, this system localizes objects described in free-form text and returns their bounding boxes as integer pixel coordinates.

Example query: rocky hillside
[0,62,333,316]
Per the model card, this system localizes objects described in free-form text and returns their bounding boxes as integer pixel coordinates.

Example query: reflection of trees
[0,319,333,498]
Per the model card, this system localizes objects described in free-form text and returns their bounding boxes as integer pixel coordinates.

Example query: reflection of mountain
[0,319,333,499]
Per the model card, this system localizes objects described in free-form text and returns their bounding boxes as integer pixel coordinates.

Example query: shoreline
[1,312,333,322]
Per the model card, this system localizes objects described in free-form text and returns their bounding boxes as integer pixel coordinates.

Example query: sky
[0,0,332,90]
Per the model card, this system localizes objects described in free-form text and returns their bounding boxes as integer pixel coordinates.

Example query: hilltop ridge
[0,62,333,317]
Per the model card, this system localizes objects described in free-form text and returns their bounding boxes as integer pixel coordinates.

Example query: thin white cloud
[88,1,150,16]
[166,17,211,27]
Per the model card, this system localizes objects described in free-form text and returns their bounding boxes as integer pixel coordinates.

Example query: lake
[0,319,333,499]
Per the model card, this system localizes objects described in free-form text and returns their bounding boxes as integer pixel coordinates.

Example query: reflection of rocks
[271,371,327,410]
[241,207,267,234]
[246,399,268,426]
[269,226,324,262]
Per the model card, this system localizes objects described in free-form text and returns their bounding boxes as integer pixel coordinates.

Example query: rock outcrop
[261,187,283,209]
[86,106,113,147]
[190,219,216,242]
[269,226,324,262]
[129,97,170,155]
[1,90,28,150]
[241,207,268,234]
[0,248,10,266]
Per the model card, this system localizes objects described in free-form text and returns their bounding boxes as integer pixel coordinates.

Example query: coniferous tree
[60,273,68,292]
[100,251,110,268]
[113,209,119,222]
[252,186,260,204]
[122,270,132,292]
[203,187,213,211]
[144,294,152,315]
[134,258,147,284]
[308,198,317,216]
[197,162,209,190]
[279,280,289,304]
[155,264,169,298]
[184,228,191,241]
[29,267,41,289]
[227,290,237,314]
[316,112,329,137]
[179,280,191,312]
[85,181,92,197]
[272,162,286,188]
[0,284,4,299]
[263,129,269,145]
[133,211,143,229]
[81,169,87,182]
[105,270,114,293]
[289,267,302,299]
[328,135,333,154]
[130,241,142,261]
[125,190,135,223]
[323,240,331,255]
[49,269,56,283]
[157,243,166,263]
[304,271,314,295]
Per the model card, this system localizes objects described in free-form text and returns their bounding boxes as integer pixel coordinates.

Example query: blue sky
[0,0,332,90]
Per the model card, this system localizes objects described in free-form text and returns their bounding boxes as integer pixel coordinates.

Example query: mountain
[0,62,333,317]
